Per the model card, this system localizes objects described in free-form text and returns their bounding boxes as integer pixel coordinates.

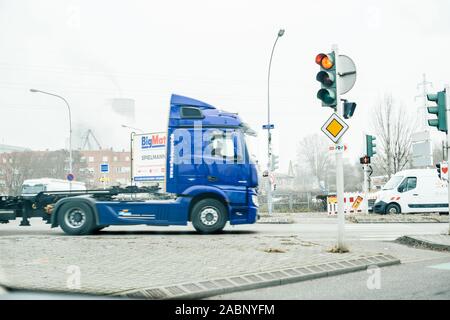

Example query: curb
[113,253,400,300]
[396,235,450,251]
[348,217,449,224]
[257,217,294,224]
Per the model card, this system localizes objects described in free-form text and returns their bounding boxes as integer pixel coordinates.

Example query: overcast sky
[0,0,449,171]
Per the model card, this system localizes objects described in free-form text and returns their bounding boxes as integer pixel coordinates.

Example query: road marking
[428,262,450,270]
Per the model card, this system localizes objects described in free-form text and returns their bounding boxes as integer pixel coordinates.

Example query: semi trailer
[0,94,259,235]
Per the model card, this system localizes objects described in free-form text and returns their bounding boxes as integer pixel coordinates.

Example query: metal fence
[258,192,326,213]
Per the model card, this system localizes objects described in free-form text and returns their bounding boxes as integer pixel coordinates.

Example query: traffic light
[271,154,279,171]
[360,155,370,165]
[343,101,357,119]
[436,161,448,180]
[427,90,447,133]
[315,52,337,107]
[436,163,442,179]
[366,135,376,157]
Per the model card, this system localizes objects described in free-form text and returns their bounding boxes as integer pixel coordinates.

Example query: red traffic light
[315,53,326,65]
[360,156,370,165]
[315,53,334,70]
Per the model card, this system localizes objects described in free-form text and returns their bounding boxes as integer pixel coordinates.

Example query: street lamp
[121,124,144,133]
[121,124,145,188]
[265,28,285,215]
[30,89,73,187]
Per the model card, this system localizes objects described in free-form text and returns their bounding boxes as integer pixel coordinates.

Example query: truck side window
[210,132,234,159]
[398,177,417,193]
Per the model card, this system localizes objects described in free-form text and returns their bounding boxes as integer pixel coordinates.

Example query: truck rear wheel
[191,199,227,234]
[58,202,96,235]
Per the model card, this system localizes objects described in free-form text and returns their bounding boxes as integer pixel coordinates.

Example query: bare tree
[297,134,332,190]
[371,94,417,178]
[0,150,90,195]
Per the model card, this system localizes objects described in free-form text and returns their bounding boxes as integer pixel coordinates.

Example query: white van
[21,178,86,196]
[372,169,448,214]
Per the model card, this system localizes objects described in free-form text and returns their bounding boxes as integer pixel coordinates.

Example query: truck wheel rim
[388,207,398,214]
[200,207,219,226]
[65,208,86,229]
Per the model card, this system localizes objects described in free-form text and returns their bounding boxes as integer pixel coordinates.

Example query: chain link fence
[258,192,327,213]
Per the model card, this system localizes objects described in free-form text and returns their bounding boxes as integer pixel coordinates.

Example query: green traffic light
[427,106,438,115]
[426,90,447,133]
[428,119,439,127]
[317,88,336,105]
[366,135,376,157]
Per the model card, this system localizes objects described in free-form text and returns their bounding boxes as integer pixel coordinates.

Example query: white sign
[338,55,357,95]
[132,132,167,183]
[321,113,349,144]
[412,140,433,167]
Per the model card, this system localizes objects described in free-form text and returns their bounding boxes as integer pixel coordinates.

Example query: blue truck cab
[51,94,259,235]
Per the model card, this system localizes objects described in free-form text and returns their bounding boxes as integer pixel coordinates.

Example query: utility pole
[332,44,346,250]
[316,45,356,251]
[416,74,433,130]
[30,89,73,190]
[446,84,450,235]
[265,29,285,215]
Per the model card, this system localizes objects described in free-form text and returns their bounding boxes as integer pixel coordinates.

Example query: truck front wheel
[191,199,227,234]
[385,203,401,215]
[58,202,96,235]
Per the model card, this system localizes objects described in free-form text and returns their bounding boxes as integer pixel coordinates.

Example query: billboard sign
[132,132,167,183]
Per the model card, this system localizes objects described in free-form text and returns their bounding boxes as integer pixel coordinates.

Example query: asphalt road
[1,216,449,299]
[209,256,450,300]
[0,217,448,242]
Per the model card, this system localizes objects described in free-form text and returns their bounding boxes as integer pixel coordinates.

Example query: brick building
[79,149,131,188]
[0,148,132,193]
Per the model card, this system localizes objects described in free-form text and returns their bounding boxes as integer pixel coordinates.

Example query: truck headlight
[251,195,259,207]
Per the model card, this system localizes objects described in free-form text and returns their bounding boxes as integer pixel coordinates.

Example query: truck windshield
[382,176,404,190]
[21,184,46,195]
[244,133,258,163]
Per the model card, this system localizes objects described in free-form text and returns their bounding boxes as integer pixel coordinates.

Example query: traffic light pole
[446,85,450,235]
[363,164,369,214]
[333,44,347,251]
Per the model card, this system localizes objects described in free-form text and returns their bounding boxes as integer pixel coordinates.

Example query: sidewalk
[396,234,450,251]
[257,212,449,224]
[0,230,399,298]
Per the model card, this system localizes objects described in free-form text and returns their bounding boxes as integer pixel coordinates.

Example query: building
[0,148,133,193]
[0,144,30,154]
[79,149,131,188]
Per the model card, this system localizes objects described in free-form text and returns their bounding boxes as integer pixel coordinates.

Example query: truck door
[202,129,248,202]
[397,176,419,213]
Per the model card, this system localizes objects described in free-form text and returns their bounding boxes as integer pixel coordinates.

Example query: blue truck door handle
[207,175,218,182]
[413,194,419,196]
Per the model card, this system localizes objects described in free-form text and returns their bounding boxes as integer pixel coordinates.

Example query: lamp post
[30,89,73,188]
[121,124,144,133]
[121,124,144,189]
[265,28,285,215]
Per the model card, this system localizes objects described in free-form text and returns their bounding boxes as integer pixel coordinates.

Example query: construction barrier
[327,192,369,215]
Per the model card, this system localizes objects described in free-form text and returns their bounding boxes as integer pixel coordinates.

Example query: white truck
[21,178,86,196]
[372,169,448,214]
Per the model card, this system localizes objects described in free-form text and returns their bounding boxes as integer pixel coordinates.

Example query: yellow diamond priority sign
[321,113,349,143]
